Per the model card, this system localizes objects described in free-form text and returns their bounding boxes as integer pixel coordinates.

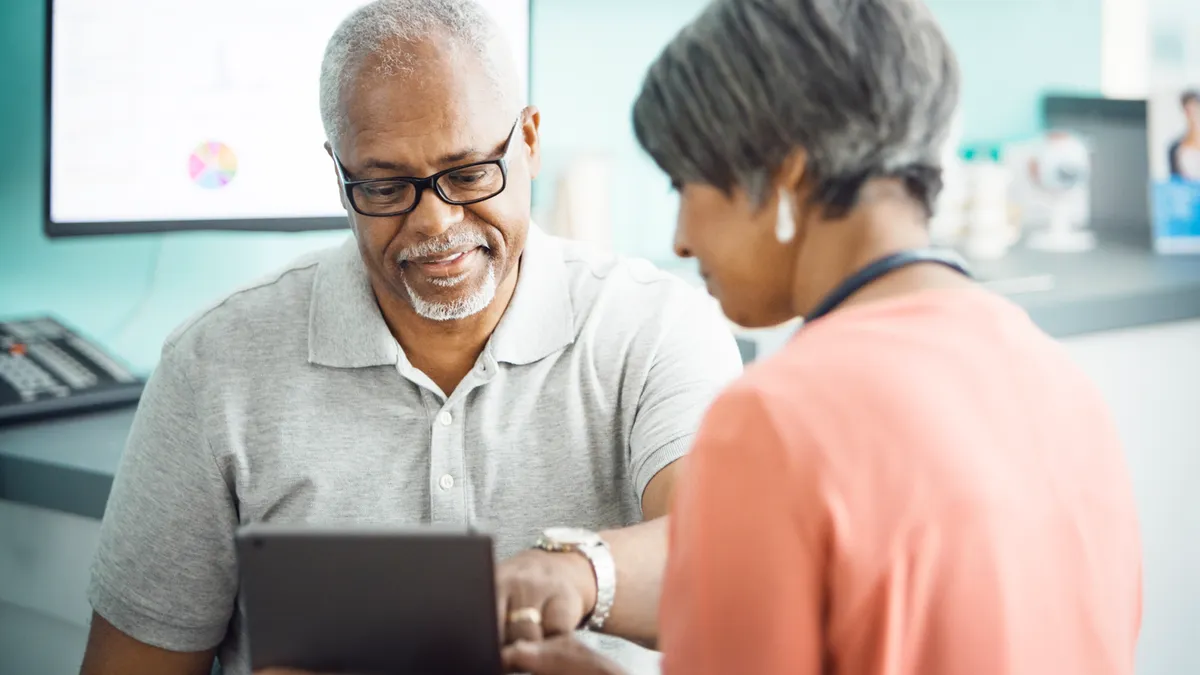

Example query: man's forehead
[338,52,512,173]
[343,119,501,174]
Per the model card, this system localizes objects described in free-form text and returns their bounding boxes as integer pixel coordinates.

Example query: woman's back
[660,288,1141,675]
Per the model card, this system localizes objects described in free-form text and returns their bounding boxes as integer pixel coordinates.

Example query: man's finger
[502,641,539,674]
[497,588,509,645]
[503,640,562,674]
[503,596,546,644]
[502,637,626,675]
[541,594,581,638]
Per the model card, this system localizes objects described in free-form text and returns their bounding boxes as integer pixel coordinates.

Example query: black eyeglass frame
[332,115,523,218]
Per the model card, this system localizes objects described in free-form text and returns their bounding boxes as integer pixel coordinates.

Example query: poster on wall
[1148,0,1200,253]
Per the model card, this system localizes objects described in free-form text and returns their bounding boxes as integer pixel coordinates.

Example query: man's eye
[450,170,487,185]
[363,183,402,197]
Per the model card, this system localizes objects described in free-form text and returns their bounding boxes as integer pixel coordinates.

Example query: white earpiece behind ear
[775,190,795,244]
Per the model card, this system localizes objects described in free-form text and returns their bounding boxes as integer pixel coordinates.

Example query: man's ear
[325,141,349,211]
[522,106,542,180]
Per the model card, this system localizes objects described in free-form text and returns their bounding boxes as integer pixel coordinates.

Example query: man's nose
[405,187,463,237]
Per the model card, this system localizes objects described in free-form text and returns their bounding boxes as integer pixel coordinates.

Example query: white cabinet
[0,500,98,675]
[1063,320,1200,675]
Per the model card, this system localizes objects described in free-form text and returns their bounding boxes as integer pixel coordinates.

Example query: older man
[77,1,741,674]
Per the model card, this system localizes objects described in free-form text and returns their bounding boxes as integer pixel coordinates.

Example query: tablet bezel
[236,523,502,675]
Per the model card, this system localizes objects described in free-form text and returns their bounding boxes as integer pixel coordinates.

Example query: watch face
[543,527,600,546]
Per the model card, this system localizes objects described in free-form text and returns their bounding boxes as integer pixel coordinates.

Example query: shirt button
[438,474,455,491]
[438,411,453,426]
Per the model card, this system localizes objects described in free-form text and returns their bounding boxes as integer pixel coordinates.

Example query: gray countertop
[970,239,1200,338]
[0,407,131,518]
[3,237,1200,520]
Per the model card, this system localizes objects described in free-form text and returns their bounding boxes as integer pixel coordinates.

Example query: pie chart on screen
[188,141,238,189]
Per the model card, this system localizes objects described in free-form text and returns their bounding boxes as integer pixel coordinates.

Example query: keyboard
[0,316,144,425]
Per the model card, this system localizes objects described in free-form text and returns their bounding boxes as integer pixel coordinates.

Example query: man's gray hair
[632,0,961,217]
[319,0,514,146]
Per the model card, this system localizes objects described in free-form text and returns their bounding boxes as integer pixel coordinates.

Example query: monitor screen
[45,0,531,236]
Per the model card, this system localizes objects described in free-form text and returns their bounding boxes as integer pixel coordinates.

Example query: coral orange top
[660,288,1142,675]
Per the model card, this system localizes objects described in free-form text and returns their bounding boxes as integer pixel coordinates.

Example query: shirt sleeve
[87,342,239,652]
[628,288,743,504]
[659,383,825,675]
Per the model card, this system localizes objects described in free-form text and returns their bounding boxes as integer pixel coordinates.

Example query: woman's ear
[775,148,809,194]
[773,148,815,250]
[773,146,811,226]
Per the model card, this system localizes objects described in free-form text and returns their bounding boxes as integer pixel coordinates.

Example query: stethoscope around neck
[802,248,973,325]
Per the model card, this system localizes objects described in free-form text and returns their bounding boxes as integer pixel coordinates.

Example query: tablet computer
[236,523,502,675]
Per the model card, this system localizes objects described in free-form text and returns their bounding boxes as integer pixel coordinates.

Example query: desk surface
[970,238,1200,338]
[0,408,133,518]
[3,237,1200,520]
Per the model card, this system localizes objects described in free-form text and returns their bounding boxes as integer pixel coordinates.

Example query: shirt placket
[401,352,498,526]
[428,395,467,525]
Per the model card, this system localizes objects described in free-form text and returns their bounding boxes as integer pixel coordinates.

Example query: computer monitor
[44,0,532,237]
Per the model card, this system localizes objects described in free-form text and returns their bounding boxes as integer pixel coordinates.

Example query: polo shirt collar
[487,223,575,365]
[308,237,400,368]
[308,223,574,369]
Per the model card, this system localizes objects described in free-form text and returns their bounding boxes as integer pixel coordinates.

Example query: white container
[961,157,1018,260]
[930,112,967,246]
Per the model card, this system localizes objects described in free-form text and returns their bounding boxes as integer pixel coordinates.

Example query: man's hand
[496,549,598,644]
[503,636,627,675]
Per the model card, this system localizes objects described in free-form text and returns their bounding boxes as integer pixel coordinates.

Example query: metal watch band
[577,539,616,631]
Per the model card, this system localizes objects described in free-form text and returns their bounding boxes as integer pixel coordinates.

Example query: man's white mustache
[398,231,488,261]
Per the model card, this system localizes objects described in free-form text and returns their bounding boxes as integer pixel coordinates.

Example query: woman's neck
[789,195,973,319]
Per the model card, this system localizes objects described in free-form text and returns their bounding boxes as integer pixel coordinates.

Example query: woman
[506,0,1142,673]
[1168,90,1200,181]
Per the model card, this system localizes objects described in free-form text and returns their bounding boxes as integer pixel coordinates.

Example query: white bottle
[929,112,966,247]
[962,147,1016,260]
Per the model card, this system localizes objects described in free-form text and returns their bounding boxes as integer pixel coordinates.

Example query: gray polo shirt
[87,225,742,675]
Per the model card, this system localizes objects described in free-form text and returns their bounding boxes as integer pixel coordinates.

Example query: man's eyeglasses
[333,116,522,217]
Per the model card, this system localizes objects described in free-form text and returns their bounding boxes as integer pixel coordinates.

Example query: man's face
[330,37,540,322]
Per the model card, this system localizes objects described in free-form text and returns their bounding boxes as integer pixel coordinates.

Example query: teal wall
[931,0,1102,145]
[0,0,1102,373]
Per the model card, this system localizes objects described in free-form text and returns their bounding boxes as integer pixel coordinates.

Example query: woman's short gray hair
[632,0,961,217]
[319,0,512,146]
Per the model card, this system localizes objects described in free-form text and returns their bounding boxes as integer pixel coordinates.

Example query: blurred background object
[929,111,967,247]
[1042,96,1150,238]
[1147,0,1200,253]
[960,145,1020,261]
[1010,130,1096,252]
[543,154,615,250]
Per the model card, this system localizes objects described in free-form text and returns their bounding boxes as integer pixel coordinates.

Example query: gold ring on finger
[507,607,543,625]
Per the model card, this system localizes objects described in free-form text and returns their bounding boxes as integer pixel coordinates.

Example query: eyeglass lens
[352,162,505,215]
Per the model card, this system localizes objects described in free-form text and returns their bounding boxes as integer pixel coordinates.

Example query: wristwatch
[535,527,616,631]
